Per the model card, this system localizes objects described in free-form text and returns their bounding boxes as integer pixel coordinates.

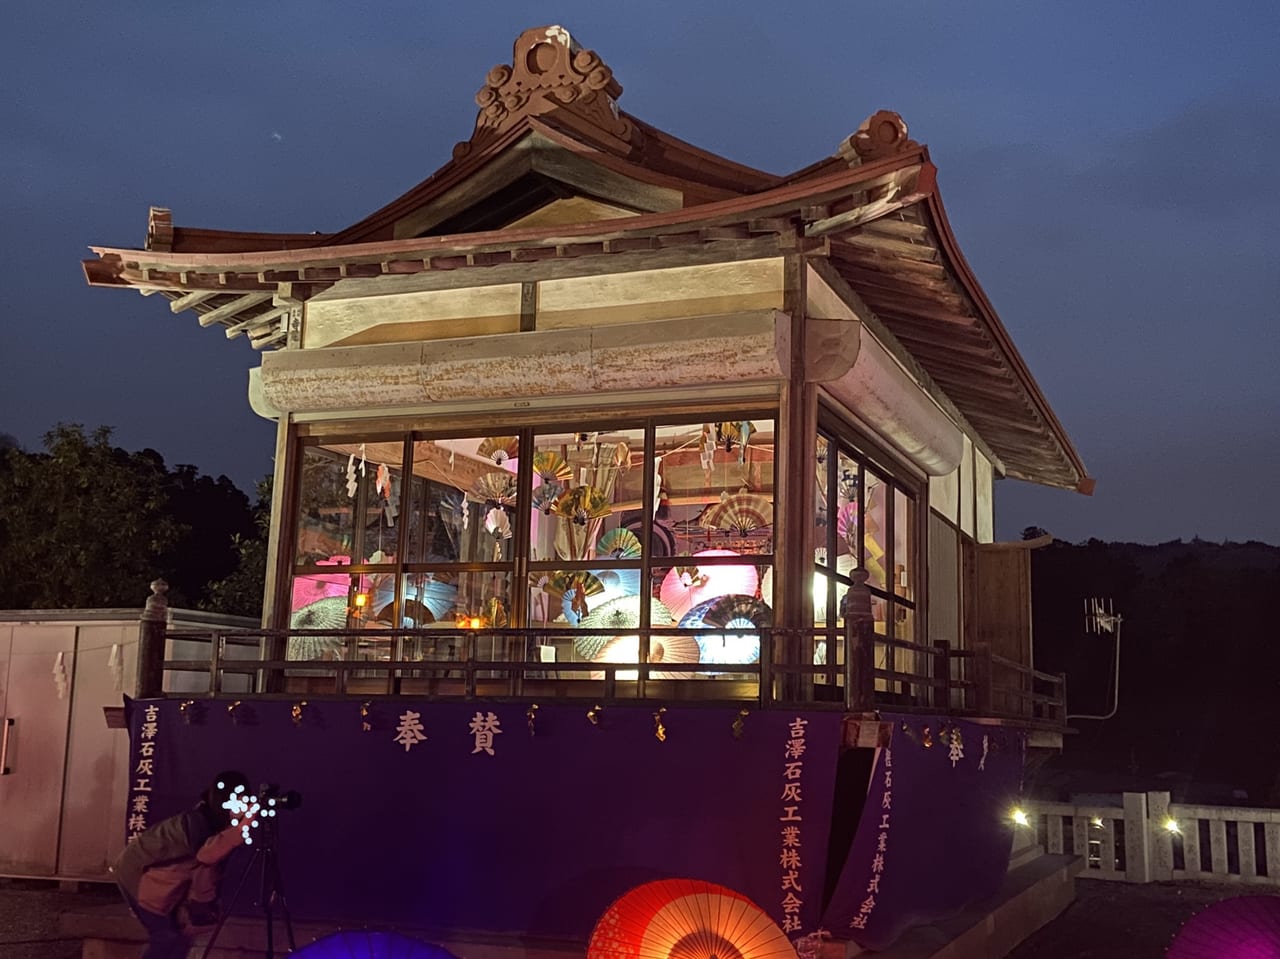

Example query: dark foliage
[1029,538,1280,802]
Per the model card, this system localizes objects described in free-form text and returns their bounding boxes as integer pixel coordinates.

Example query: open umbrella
[1167,895,1280,959]
[470,471,518,507]
[588,878,796,959]
[288,598,348,661]
[659,550,759,621]
[678,594,771,665]
[476,435,519,465]
[573,595,674,661]
[403,576,459,622]
[591,632,701,680]
[699,491,774,536]
[597,527,642,559]
[295,930,461,959]
[533,450,573,483]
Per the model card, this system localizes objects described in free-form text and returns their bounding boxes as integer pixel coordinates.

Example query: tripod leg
[264,846,298,952]
[201,847,261,959]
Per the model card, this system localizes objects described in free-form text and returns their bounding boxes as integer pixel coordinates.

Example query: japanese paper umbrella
[591,632,701,680]
[573,595,674,661]
[287,598,348,661]
[1166,895,1280,959]
[659,550,759,621]
[699,492,774,536]
[294,930,461,959]
[588,878,796,959]
[678,595,773,665]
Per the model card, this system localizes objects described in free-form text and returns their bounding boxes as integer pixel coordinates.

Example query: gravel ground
[0,879,120,959]
[0,875,1271,959]
[1005,877,1273,959]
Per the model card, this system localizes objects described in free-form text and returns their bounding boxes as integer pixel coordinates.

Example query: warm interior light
[1011,808,1030,827]
[468,616,483,629]
[352,592,369,609]
[1091,817,1104,828]
[1164,818,1181,834]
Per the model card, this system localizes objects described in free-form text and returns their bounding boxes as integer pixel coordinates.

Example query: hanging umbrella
[437,489,467,551]
[531,481,564,514]
[533,450,573,483]
[403,577,459,622]
[597,527,642,559]
[484,507,513,539]
[551,485,612,525]
[470,472,518,507]
[679,594,772,665]
[288,598,348,661]
[295,930,461,959]
[699,492,774,536]
[591,632,701,680]
[836,502,859,548]
[588,878,796,959]
[659,550,759,621]
[1167,895,1280,959]
[476,436,519,465]
[573,596,674,661]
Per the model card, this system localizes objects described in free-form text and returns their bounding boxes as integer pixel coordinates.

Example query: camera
[258,783,303,812]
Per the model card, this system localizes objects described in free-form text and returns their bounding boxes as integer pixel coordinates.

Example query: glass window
[404,437,522,564]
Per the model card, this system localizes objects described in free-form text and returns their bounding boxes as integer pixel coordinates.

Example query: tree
[202,478,271,619]
[1021,525,1050,541]
[0,425,184,608]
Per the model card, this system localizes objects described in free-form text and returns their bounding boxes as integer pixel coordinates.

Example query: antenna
[1068,597,1124,722]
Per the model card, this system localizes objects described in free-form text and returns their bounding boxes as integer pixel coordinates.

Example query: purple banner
[125,699,843,939]
[821,713,1025,949]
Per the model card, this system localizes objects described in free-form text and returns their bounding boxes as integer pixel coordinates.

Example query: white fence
[1023,792,1280,885]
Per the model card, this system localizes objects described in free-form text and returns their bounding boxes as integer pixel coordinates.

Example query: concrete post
[137,579,169,698]
[1122,792,1152,882]
[1147,790,1174,880]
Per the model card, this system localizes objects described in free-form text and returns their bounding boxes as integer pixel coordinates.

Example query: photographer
[112,770,257,959]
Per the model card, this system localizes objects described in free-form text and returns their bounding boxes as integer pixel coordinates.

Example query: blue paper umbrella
[402,576,459,624]
[678,594,772,664]
[296,931,460,959]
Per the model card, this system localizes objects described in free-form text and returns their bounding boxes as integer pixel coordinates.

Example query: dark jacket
[113,803,244,915]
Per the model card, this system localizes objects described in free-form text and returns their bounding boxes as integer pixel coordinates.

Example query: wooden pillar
[842,569,874,712]
[137,579,168,698]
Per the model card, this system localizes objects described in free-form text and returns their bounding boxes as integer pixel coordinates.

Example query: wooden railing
[1023,793,1280,885]
[139,580,1063,725]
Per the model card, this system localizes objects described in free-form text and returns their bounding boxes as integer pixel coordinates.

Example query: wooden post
[973,641,993,715]
[1122,792,1152,883]
[932,641,952,711]
[842,570,874,712]
[1147,791,1174,880]
[137,579,169,698]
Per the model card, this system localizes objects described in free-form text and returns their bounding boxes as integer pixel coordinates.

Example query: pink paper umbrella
[659,549,759,620]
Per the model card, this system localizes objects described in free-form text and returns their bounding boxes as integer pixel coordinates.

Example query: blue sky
[3,1,1277,544]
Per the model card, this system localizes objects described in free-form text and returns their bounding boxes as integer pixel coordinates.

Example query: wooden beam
[860,218,930,239]
[197,292,275,327]
[224,304,291,339]
[169,290,218,313]
[843,232,940,262]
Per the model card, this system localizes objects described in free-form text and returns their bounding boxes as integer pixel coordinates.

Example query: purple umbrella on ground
[1166,895,1280,959]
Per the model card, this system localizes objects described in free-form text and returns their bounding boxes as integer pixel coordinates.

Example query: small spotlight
[353,592,369,609]
[1011,808,1030,827]
[468,616,483,629]
[1091,817,1104,829]
[1164,818,1181,834]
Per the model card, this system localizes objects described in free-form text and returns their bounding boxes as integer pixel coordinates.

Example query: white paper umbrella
[573,596,674,661]
[591,632,701,681]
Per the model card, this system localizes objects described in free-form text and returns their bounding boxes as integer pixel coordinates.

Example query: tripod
[200,814,296,959]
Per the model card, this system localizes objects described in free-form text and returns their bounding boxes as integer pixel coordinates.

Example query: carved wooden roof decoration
[81,25,1090,493]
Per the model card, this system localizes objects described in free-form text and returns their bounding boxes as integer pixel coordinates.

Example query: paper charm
[107,643,124,691]
[652,456,663,517]
[738,420,752,463]
[53,651,69,699]
[346,455,358,498]
[375,463,390,497]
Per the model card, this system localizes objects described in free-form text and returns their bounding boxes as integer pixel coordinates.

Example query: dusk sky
[3,2,1277,545]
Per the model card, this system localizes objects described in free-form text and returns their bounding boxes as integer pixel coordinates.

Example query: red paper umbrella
[588,878,796,959]
[659,550,759,621]
[1167,895,1280,959]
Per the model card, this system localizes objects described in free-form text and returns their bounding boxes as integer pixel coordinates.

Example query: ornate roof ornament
[838,110,919,166]
[455,25,636,159]
[146,207,173,253]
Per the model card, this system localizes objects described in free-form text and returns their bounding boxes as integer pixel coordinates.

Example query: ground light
[1011,808,1030,827]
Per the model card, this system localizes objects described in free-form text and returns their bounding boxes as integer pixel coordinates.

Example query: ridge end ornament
[457,25,637,159]
[837,110,918,166]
